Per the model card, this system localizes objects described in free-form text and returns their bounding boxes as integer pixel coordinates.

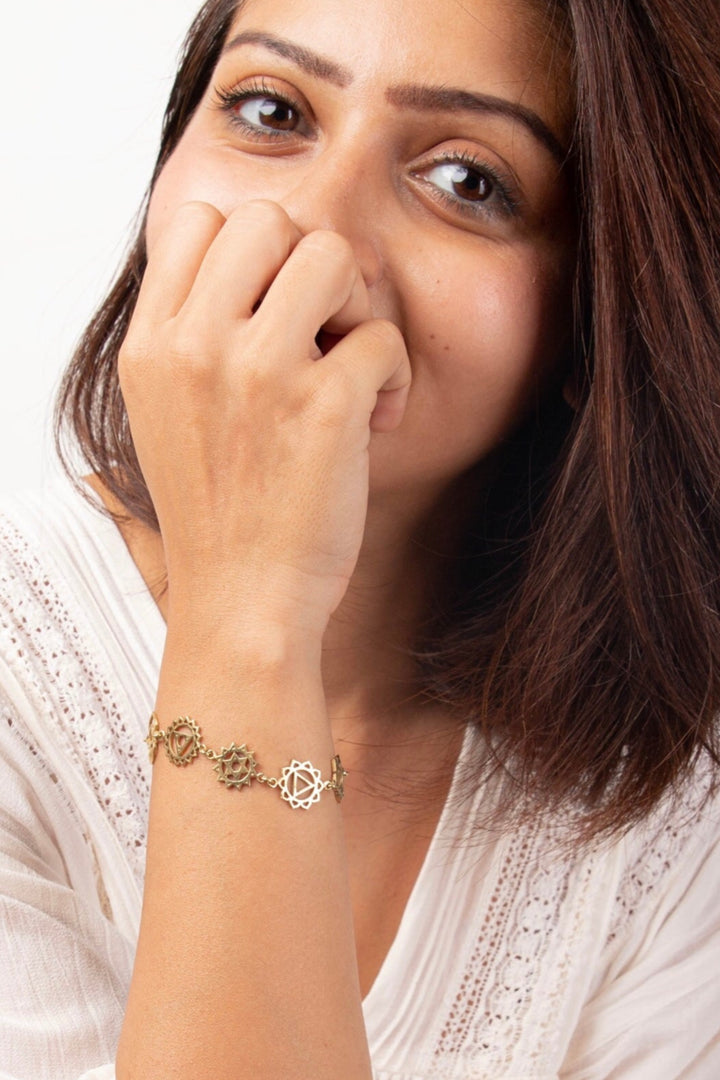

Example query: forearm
[114,199,410,1079]
[117,624,371,1080]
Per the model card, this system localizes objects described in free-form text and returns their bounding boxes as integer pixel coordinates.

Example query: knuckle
[168,341,213,378]
[161,320,217,378]
[117,334,153,386]
[173,200,226,231]
[236,358,268,402]
[230,199,291,233]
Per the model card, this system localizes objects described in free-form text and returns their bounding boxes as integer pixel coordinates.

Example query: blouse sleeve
[0,702,131,1080]
[560,801,720,1080]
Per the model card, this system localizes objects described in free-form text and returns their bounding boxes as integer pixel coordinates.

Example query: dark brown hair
[56,0,720,838]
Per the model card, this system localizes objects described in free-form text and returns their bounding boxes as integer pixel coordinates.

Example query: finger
[319,319,412,433]
[254,231,372,360]
[183,200,303,324]
[133,201,226,328]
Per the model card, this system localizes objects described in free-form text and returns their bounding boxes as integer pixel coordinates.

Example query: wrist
[156,613,330,749]
[164,565,339,648]
[164,598,324,669]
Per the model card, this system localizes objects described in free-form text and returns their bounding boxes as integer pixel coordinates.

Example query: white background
[0,0,203,494]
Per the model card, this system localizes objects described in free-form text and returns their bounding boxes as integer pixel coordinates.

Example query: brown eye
[236,95,300,132]
[426,162,492,202]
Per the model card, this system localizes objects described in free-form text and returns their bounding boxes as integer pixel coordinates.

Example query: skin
[145,0,574,507]
[114,0,576,1075]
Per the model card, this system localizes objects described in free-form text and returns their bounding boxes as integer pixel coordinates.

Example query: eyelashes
[212,80,522,222]
[215,79,308,140]
[413,151,520,219]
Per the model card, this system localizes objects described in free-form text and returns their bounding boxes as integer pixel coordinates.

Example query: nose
[277,151,385,289]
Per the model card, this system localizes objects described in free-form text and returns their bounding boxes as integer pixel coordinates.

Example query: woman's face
[147,0,575,510]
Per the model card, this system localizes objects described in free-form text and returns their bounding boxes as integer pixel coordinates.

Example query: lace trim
[605,759,716,946]
[433,817,598,1074]
[432,770,716,1074]
[1,497,718,1079]
[0,511,150,887]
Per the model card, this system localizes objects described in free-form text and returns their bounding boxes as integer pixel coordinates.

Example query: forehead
[229,0,573,135]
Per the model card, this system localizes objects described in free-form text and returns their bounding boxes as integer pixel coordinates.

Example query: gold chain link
[146,713,347,809]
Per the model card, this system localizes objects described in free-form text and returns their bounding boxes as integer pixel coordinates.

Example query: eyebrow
[223,31,353,87]
[387,85,566,163]
[222,31,566,163]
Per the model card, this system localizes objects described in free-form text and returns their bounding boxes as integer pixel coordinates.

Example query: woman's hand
[119,199,411,639]
[117,206,397,1080]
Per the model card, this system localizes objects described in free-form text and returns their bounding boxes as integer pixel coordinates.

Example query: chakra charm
[147,711,347,810]
[279,759,324,810]
[213,743,258,790]
[330,755,348,803]
[165,717,201,767]
[145,713,163,764]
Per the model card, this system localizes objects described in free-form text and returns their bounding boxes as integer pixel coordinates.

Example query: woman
[2,0,720,1076]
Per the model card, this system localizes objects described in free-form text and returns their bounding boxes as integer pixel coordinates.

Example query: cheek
[145,150,195,255]
[458,265,561,398]
[145,143,259,255]
[403,246,569,459]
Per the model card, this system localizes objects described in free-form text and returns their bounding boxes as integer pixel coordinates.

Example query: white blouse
[1,478,720,1080]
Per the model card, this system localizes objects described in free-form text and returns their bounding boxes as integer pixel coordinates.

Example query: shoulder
[603,753,720,948]
[0,478,121,705]
[555,767,720,1076]
[409,748,720,1076]
[0,474,163,675]
[0,476,162,896]
[0,475,107,624]
[0,472,163,786]
[0,478,97,693]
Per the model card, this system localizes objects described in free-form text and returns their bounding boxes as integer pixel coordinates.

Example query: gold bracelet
[145,714,347,810]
